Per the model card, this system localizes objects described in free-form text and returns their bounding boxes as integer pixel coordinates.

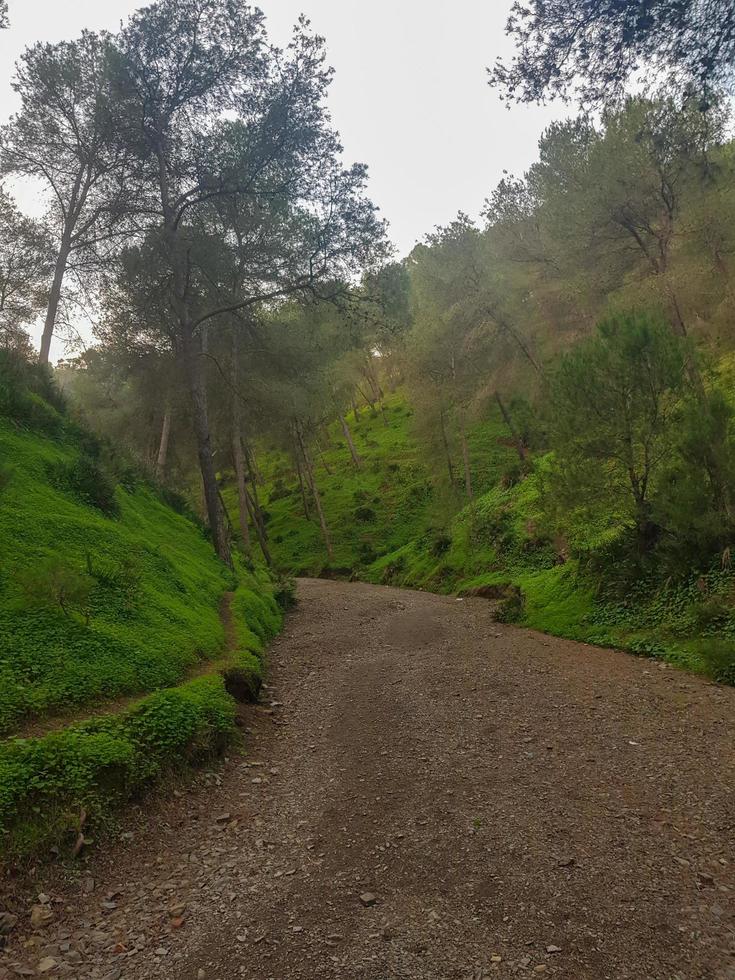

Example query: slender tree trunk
[155,406,172,481]
[244,484,272,566]
[317,443,333,476]
[459,423,473,501]
[352,397,360,423]
[294,451,311,520]
[338,412,362,468]
[439,407,456,488]
[230,329,251,556]
[232,434,252,556]
[296,423,334,561]
[39,235,72,366]
[245,446,265,521]
[181,322,231,566]
[494,392,528,462]
[155,141,230,564]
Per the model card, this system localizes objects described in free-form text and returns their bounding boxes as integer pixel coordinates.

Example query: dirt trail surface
[3,578,735,980]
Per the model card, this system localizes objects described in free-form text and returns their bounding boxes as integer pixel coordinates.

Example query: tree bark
[232,433,252,556]
[180,322,231,566]
[459,423,473,501]
[296,422,334,561]
[294,450,311,520]
[439,406,456,488]
[244,483,272,566]
[230,329,251,556]
[155,406,172,481]
[317,443,333,476]
[39,235,72,365]
[494,392,528,462]
[338,411,362,468]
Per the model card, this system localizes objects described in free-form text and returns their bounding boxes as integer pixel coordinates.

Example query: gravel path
[2,578,735,979]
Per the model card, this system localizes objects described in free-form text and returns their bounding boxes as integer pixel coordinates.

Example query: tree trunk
[317,443,333,476]
[352,397,360,423]
[230,329,251,556]
[494,392,528,462]
[294,450,312,520]
[244,484,272,566]
[154,406,172,481]
[459,423,473,501]
[245,446,265,523]
[439,407,456,488]
[339,412,362,468]
[296,423,334,561]
[39,236,72,366]
[232,433,252,556]
[180,323,231,566]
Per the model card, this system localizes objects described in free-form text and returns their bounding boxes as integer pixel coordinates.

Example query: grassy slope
[0,419,230,734]
[0,395,282,858]
[248,390,733,683]
[223,394,433,575]
[224,392,521,577]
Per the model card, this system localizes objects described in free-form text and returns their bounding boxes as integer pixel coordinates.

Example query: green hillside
[0,358,282,858]
[223,392,519,578]
[243,388,735,685]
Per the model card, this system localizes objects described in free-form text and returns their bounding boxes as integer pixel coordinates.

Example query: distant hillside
[223,391,520,579]
[242,386,735,686]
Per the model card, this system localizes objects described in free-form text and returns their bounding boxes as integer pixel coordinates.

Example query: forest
[44,80,735,684]
[3,2,735,978]
[0,0,734,873]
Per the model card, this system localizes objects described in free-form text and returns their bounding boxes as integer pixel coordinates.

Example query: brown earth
[2,577,735,980]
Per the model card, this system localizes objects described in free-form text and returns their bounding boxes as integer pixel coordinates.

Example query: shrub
[47,453,120,517]
[698,638,735,684]
[429,530,452,557]
[19,558,94,625]
[273,576,297,611]
[354,505,376,522]
[91,554,143,616]
[0,676,236,859]
[0,349,65,435]
[222,664,262,703]
[495,585,525,623]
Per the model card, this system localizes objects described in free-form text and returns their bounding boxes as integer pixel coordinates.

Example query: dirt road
[3,578,735,979]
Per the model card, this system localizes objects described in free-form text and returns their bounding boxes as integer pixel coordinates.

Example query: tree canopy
[491,0,735,105]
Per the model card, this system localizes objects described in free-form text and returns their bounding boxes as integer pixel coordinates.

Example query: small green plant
[699,638,735,684]
[19,558,94,625]
[354,505,376,522]
[273,575,297,610]
[47,453,120,517]
[495,585,525,623]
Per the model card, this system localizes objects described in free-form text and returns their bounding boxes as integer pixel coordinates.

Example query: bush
[0,349,65,435]
[18,558,94,625]
[699,638,735,684]
[91,554,143,616]
[495,585,525,623]
[47,453,120,517]
[354,505,376,522]
[273,576,297,611]
[0,675,236,859]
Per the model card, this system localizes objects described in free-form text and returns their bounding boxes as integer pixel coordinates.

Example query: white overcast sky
[0,0,566,358]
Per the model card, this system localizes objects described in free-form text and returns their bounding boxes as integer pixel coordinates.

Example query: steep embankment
[244,390,734,683]
[0,359,282,859]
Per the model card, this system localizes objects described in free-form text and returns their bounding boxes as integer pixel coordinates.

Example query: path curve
[3,578,735,979]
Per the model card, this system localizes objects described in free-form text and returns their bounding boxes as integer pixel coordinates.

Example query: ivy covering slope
[248,389,735,684]
[0,356,282,858]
